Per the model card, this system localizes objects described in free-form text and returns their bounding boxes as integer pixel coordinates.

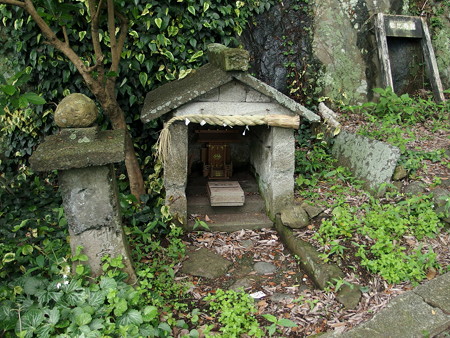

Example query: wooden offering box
[207,181,245,206]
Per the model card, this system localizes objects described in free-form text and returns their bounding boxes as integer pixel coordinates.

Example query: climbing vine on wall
[0,0,273,169]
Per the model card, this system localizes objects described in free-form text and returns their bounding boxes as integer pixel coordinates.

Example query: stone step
[186,212,273,232]
[187,194,266,215]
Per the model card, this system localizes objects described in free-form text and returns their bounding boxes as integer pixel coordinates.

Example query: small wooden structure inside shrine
[141,44,320,228]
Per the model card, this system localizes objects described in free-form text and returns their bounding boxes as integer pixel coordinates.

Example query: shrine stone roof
[140,44,320,124]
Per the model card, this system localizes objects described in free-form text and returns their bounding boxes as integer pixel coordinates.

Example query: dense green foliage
[314,194,442,284]
[353,87,450,174]
[294,89,448,285]
[0,0,273,172]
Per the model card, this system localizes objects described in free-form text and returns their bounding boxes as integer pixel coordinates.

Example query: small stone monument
[30,93,136,283]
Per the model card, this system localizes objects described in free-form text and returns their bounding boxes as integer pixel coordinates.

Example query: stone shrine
[141,44,320,228]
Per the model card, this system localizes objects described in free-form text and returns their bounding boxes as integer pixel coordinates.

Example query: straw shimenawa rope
[157,114,300,164]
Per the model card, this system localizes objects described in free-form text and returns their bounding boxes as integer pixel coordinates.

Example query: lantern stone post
[30,93,136,283]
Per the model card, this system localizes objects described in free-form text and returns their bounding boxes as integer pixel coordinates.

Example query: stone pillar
[30,93,136,283]
[163,122,188,224]
[268,127,295,217]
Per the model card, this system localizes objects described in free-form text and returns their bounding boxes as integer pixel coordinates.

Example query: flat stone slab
[181,247,232,279]
[325,292,450,337]
[414,273,450,314]
[352,292,450,337]
[30,129,125,171]
[254,262,277,274]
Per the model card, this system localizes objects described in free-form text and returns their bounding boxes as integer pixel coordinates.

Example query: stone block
[197,88,219,102]
[30,130,125,171]
[165,187,187,225]
[332,130,401,193]
[350,292,450,337]
[218,81,247,102]
[414,273,450,314]
[281,205,309,229]
[59,165,121,235]
[54,93,98,128]
[175,102,292,116]
[246,88,272,103]
[59,126,99,142]
[164,123,188,187]
[207,43,250,71]
[181,247,232,279]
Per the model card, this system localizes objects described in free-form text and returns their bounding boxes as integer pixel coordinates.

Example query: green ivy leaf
[188,5,196,15]
[158,322,172,333]
[155,17,162,29]
[23,276,46,296]
[21,244,34,255]
[188,50,203,63]
[87,290,106,308]
[2,252,15,263]
[46,308,60,325]
[167,26,179,37]
[162,50,174,62]
[89,318,105,331]
[139,72,148,87]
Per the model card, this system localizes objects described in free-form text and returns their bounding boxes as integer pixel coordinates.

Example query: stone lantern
[30,93,136,283]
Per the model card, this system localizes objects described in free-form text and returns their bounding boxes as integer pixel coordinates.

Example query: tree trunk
[96,94,146,199]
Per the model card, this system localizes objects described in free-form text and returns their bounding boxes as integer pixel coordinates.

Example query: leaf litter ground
[177,115,450,337]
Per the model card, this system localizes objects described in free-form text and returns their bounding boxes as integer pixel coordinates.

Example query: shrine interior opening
[185,124,271,228]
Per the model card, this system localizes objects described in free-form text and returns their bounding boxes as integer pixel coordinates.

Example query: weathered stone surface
[254,262,277,274]
[336,284,361,309]
[403,181,427,195]
[141,63,233,123]
[61,165,136,283]
[54,93,98,128]
[347,293,450,337]
[414,273,450,314]
[332,130,401,193]
[270,293,295,303]
[229,277,253,291]
[234,73,320,123]
[240,239,254,249]
[181,248,232,279]
[275,216,346,290]
[281,205,309,229]
[59,165,121,235]
[69,227,136,284]
[431,188,450,208]
[29,130,125,171]
[300,202,325,219]
[392,165,408,181]
[60,126,99,143]
[207,43,250,71]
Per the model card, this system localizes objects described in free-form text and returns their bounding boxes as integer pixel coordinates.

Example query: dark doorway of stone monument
[186,124,272,231]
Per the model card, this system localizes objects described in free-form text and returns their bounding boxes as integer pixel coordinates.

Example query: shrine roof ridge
[140,45,320,124]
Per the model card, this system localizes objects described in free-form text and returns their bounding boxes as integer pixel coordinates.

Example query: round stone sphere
[54,93,98,128]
